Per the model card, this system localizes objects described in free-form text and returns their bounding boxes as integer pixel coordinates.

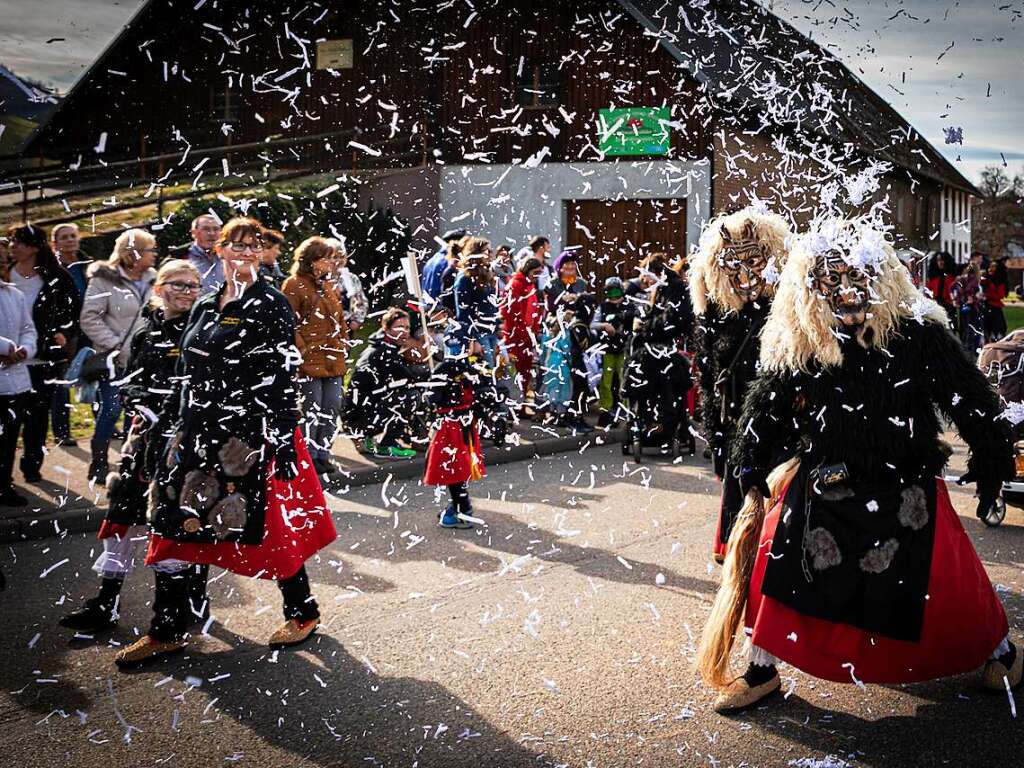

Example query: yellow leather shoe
[114,635,185,669]
[268,617,319,649]
[713,672,781,714]
[982,645,1024,691]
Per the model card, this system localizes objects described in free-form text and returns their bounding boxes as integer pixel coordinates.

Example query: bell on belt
[182,517,202,533]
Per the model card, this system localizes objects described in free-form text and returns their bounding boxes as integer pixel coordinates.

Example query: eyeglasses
[163,280,201,294]
[227,242,263,254]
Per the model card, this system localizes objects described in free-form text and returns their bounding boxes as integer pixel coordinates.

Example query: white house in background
[941,185,974,263]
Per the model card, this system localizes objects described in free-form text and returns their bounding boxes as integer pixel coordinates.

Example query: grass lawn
[1005,304,1024,333]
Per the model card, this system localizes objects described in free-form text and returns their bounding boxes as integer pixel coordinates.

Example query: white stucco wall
[939,185,974,263]
[438,160,712,256]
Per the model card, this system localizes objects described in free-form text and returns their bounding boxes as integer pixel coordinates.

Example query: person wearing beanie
[590,276,633,428]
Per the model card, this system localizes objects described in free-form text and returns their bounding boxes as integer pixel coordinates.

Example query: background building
[16,0,976,281]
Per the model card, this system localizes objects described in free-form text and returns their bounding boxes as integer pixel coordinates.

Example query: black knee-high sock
[448,482,470,514]
[149,570,189,643]
[278,565,319,623]
[742,662,777,686]
[96,575,124,607]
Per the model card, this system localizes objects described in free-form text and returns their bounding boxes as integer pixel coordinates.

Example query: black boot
[60,576,123,632]
[88,438,110,483]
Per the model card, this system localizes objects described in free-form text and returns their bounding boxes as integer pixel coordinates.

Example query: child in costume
[424,331,491,529]
[538,309,574,427]
[690,207,791,562]
[698,219,1018,713]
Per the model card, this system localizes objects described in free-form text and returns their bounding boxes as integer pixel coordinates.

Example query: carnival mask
[718,221,769,303]
[813,251,872,328]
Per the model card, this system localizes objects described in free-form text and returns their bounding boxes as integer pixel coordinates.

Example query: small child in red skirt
[424,334,494,528]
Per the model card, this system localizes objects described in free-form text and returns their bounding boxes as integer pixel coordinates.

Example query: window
[516,60,559,108]
[212,83,239,125]
[944,189,949,222]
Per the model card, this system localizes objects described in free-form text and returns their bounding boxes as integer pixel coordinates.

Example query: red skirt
[145,434,337,580]
[746,477,1007,684]
[99,521,130,539]
[423,419,485,486]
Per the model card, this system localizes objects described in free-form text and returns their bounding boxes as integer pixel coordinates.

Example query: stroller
[976,329,1024,526]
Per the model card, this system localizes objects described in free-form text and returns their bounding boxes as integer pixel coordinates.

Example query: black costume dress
[99,309,188,538]
[734,317,1012,683]
[695,300,769,560]
[146,279,335,579]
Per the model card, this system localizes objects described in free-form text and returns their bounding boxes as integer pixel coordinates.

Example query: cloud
[772,0,1024,182]
[0,0,145,90]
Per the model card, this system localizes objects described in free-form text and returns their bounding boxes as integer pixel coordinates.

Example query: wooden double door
[564,198,687,296]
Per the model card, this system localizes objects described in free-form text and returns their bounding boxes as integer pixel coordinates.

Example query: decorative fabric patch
[180,470,220,513]
[806,527,842,570]
[210,493,248,540]
[860,538,900,574]
[219,437,259,477]
[897,485,929,530]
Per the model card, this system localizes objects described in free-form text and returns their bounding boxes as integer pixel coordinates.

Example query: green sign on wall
[598,107,670,156]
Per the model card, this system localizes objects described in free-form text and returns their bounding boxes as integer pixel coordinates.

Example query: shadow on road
[159,625,553,766]
[735,686,1024,766]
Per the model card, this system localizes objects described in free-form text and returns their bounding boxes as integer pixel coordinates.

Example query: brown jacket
[282,273,348,378]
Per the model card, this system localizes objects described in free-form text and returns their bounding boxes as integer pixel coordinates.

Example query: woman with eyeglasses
[60,260,209,634]
[79,228,158,481]
[117,218,335,668]
[6,224,82,485]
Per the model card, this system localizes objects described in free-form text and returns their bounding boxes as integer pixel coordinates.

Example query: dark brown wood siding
[31,0,710,169]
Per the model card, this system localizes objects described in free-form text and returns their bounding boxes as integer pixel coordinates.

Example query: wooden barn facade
[23,0,977,277]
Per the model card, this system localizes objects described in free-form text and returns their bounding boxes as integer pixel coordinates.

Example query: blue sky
[0,0,1020,182]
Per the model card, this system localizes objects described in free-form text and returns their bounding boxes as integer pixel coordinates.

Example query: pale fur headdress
[759,218,948,374]
[690,205,793,316]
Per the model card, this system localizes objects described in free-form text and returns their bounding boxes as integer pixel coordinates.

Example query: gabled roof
[26,0,979,197]
[23,0,153,154]
[617,0,979,195]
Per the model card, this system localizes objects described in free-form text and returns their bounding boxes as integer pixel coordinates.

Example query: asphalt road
[2,441,1023,768]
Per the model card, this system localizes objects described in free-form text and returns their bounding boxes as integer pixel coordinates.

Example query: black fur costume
[695,300,769,551]
[733,317,1013,639]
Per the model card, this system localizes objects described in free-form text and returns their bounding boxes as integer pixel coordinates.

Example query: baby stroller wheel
[982,496,1007,528]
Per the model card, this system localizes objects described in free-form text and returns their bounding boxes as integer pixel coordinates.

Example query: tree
[1014,169,1024,199]
[978,165,1011,198]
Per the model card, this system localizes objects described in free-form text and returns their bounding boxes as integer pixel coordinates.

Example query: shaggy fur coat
[732,317,1013,639]
[695,300,769,476]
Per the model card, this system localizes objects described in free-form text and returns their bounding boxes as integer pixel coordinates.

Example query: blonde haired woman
[61,259,207,634]
[80,228,158,480]
[282,236,349,474]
